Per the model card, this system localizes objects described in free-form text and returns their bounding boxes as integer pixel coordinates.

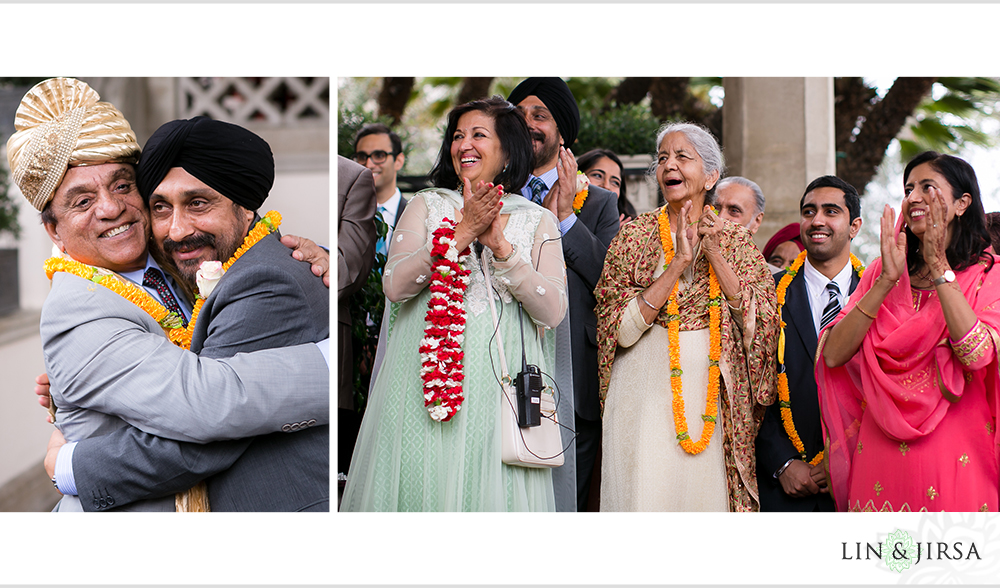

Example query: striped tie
[143,267,188,327]
[527,176,546,205]
[820,282,841,332]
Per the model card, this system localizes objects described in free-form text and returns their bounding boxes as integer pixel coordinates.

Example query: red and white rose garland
[419,218,472,422]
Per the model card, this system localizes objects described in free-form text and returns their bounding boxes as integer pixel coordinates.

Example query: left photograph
[0,77,331,512]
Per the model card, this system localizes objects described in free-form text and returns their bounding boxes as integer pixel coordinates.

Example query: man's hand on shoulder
[281,234,330,288]
[35,372,54,424]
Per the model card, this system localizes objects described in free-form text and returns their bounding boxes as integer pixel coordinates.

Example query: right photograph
[336,76,1000,514]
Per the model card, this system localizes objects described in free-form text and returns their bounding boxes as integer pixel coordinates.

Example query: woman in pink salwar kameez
[818,152,1000,512]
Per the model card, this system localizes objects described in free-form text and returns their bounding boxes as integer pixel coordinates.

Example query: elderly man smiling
[9,78,330,511]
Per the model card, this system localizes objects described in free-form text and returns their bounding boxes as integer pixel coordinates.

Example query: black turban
[137,116,274,211]
[507,77,580,148]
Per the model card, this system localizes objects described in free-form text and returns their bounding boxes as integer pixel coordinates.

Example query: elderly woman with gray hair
[594,122,778,511]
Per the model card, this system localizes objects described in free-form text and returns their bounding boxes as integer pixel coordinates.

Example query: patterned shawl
[594,208,779,511]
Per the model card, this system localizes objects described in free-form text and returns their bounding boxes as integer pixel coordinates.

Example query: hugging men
[9,78,330,511]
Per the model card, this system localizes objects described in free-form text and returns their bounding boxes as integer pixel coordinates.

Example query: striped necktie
[820,281,841,332]
[143,267,188,327]
[527,176,546,205]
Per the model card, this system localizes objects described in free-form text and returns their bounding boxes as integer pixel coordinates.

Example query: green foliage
[348,212,389,414]
[0,153,20,240]
[337,104,407,160]
[576,101,663,156]
[566,77,620,106]
[899,77,1000,162]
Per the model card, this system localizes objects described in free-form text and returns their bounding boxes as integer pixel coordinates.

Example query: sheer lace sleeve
[492,210,568,329]
[382,194,437,303]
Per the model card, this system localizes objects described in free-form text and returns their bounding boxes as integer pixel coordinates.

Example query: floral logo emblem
[882,529,918,573]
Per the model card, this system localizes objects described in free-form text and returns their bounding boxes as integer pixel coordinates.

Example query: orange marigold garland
[775,249,864,466]
[657,206,721,455]
[44,210,283,350]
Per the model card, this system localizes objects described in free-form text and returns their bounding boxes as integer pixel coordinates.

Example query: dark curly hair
[428,96,531,193]
[902,151,993,275]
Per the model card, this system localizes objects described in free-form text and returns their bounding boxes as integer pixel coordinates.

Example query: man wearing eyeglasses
[352,124,407,254]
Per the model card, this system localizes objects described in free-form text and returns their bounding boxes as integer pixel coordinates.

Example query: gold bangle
[854,302,878,320]
[638,293,660,311]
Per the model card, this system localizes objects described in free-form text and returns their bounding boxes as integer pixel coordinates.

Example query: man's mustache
[530,131,545,143]
[161,233,216,258]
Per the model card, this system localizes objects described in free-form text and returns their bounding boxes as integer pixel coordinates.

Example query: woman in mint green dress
[341,97,568,511]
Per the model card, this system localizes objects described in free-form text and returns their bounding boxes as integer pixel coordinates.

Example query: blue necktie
[527,177,546,205]
[376,205,388,258]
[820,282,841,332]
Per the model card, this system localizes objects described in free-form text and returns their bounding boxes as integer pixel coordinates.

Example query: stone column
[722,77,836,249]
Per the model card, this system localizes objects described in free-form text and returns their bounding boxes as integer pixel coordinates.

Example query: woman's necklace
[657,206,721,455]
[45,211,282,350]
[775,249,864,466]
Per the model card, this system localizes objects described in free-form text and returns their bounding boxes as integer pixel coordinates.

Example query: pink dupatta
[816,255,1000,511]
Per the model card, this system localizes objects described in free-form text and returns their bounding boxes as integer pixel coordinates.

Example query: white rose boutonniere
[196,260,225,299]
[573,171,590,214]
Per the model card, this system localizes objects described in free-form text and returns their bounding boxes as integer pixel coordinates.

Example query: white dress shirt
[802,256,854,338]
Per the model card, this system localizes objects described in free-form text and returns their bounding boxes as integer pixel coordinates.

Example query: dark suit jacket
[563,185,620,421]
[337,157,377,409]
[72,232,331,511]
[755,266,859,512]
[393,194,408,229]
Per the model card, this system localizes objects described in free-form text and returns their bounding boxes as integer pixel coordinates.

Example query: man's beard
[531,130,560,171]
[160,230,243,285]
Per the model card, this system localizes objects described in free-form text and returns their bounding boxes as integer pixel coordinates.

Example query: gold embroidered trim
[850,499,929,513]
[950,320,992,367]
[959,453,970,466]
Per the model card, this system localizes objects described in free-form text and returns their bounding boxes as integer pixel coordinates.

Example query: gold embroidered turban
[6,78,140,211]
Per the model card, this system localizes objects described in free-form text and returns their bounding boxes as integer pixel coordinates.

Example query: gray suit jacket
[337,156,376,409]
[70,233,330,511]
[563,185,620,421]
[41,265,329,512]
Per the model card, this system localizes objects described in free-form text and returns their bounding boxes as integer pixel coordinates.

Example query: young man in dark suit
[755,175,863,512]
[352,123,408,253]
[508,77,621,511]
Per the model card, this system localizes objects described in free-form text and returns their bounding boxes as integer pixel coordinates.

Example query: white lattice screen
[179,77,329,126]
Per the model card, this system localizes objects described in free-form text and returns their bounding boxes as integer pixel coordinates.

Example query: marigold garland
[572,171,590,214]
[775,249,864,466]
[418,218,472,422]
[657,206,721,455]
[44,211,282,513]
[44,210,283,350]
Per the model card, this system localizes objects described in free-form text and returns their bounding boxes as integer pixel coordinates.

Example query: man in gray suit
[10,79,329,511]
[336,155,377,477]
[47,117,332,511]
[508,78,620,511]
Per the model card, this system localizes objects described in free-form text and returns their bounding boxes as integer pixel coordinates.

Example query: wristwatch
[932,270,956,286]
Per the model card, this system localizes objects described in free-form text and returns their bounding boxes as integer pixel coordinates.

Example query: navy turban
[507,77,580,148]
[137,116,274,211]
